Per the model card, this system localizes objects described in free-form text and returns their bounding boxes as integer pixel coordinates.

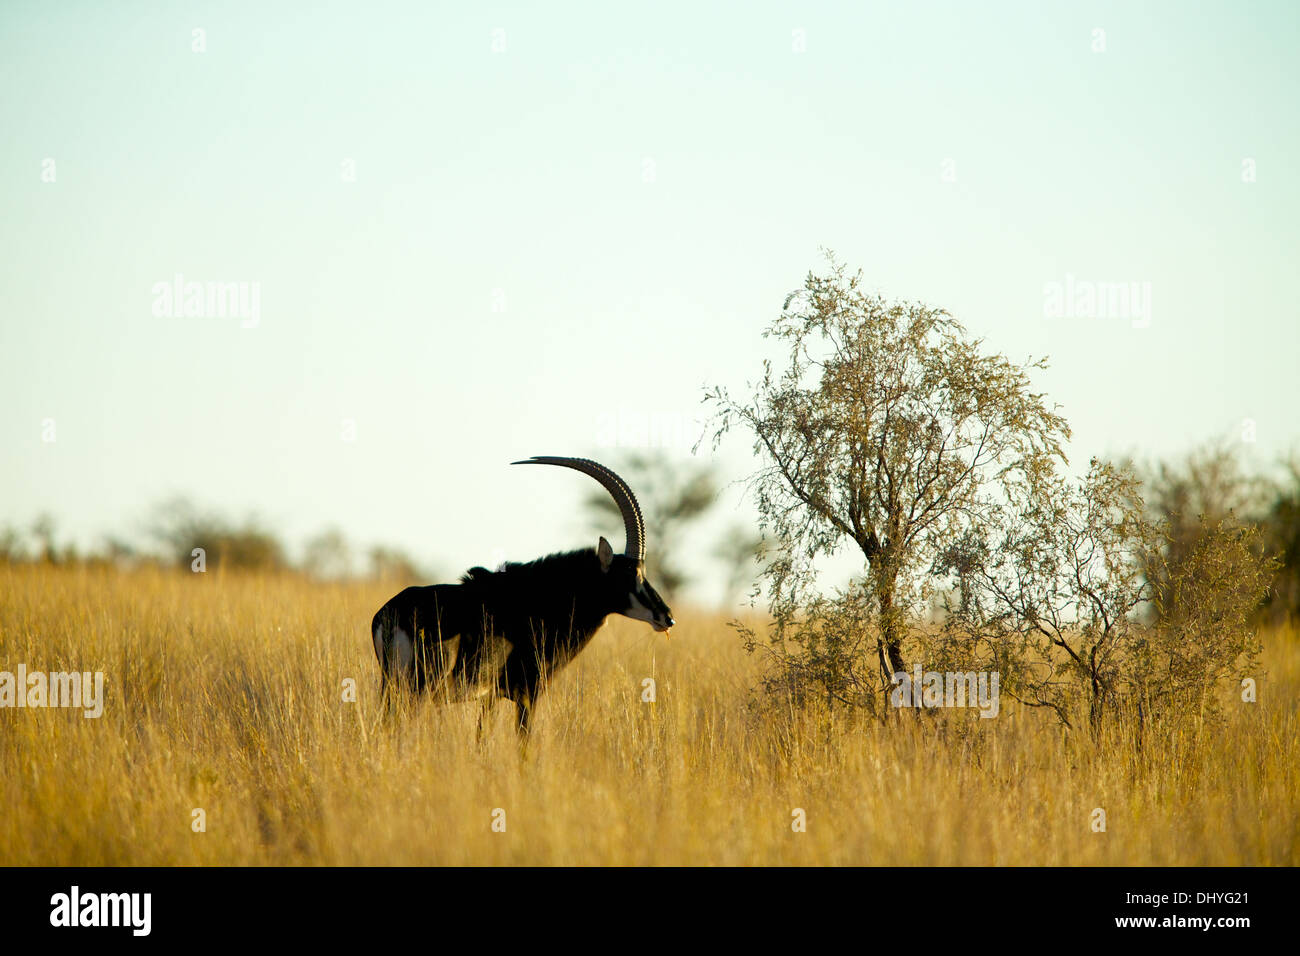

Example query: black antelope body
[370,456,675,741]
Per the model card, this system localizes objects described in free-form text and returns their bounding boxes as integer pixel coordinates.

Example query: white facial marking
[623,590,657,625]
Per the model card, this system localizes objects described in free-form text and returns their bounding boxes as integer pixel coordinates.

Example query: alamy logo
[0,665,104,718]
[595,407,705,452]
[890,667,1000,718]
[151,273,261,328]
[50,886,151,936]
[1043,274,1151,329]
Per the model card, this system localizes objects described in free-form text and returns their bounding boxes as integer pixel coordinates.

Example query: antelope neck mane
[460,548,601,590]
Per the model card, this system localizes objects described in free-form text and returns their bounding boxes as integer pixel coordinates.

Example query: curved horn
[511,456,646,560]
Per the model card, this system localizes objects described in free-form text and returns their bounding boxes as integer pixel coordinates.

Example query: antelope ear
[597,536,614,572]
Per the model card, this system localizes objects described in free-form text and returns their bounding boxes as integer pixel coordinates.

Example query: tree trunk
[878,580,907,677]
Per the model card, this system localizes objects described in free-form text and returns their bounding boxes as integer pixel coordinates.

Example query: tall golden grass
[1,563,1296,865]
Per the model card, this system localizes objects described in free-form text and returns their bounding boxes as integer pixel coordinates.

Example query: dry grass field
[1,562,1296,866]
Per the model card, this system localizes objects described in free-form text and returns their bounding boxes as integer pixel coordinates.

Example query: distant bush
[1259,460,1300,623]
[302,527,353,580]
[365,545,430,585]
[148,497,286,572]
[1132,440,1300,626]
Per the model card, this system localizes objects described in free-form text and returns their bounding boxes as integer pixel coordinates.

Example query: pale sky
[2,1,1297,604]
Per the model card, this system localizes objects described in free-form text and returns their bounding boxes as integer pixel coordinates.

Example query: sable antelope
[370,456,675,741]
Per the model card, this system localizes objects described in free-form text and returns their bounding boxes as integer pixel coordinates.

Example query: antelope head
[513,456,676,635]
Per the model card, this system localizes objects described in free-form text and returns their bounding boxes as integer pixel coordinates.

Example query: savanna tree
[702,255,1069,710]
[935,459,1156,731]
[936,458,1274,734]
